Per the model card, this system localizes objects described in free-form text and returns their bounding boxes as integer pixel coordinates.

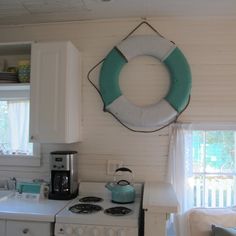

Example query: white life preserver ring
[99,35,191,132]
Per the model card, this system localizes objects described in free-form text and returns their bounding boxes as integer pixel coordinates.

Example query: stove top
[56,197,140,227]
[55,182,142,227]
[69,200,133,216]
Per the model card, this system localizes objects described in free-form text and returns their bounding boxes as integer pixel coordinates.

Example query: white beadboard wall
[0,17,236,183]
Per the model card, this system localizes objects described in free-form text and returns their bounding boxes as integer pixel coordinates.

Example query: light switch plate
[107,160,124,175]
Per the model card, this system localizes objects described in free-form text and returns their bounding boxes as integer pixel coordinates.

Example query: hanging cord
[122,21,164,41]
[87,21,188,133]
[87,58,105,107]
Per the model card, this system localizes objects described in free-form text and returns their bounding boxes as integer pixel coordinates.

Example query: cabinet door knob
[22,228,29,234]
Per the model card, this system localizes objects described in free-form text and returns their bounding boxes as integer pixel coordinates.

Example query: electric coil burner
[104,206,132,216]
[55,182,142,236]
[79,196,103,203]
[69,204,103,214]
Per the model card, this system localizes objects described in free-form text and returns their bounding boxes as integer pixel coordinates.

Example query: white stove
[55,182,143,236]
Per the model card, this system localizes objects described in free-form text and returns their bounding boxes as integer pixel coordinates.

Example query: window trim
[0,84,40,167]
[0,143,40,166]
[0,84,30,99]
[178,122,236,131]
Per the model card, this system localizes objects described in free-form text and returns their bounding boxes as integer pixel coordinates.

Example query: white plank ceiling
[0,0,236,25]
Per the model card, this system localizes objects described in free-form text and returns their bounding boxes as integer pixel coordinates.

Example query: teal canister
[18,60,30,83]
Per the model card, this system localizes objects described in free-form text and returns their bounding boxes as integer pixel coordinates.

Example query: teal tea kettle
[105,167,136,203]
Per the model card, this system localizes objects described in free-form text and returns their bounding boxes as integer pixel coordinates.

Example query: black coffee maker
[49,151,78,200]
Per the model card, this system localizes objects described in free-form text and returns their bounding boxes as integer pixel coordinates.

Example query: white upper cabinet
[30,41,81,143]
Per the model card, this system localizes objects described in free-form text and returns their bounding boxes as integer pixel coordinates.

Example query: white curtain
[167,123,194,236]
[7,100,30,154]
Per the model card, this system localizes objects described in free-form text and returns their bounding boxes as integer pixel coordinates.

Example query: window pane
[193,175,235,208]
[193,131,235,173]
[192,175,204,207]
[205,131,235,173]
[193,131,205,172]
[192,130,236,208]
[0,100,33,155]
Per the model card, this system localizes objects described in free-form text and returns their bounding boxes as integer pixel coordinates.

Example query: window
[192,130,236,207]
[168,124,236,236]
[0,99,32,155]
[0,84,39,166]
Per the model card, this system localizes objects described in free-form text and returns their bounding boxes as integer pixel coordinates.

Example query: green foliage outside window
[193,131,235,173]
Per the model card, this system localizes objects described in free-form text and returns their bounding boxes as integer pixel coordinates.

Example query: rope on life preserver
[87,21,192,133]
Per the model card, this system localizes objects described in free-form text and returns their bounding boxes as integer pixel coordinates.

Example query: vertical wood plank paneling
[0,17,235,182]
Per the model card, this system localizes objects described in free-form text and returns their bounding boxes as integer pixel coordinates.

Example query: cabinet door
[30,41,81,143]
[0,219,6,236]
[6,220,52,236]
[145,212,167,236]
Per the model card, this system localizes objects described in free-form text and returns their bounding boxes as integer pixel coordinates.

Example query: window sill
[0,155,40,167]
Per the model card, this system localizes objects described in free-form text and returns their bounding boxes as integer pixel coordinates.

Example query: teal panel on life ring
[164,47,192,113]
[99,48,127,107]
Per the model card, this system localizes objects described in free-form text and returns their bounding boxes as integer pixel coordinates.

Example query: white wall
[0,17,236,183]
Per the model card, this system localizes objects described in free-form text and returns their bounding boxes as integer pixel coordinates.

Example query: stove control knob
[118,229,126,236]
[65,226,73,234]
[106,228,114,236]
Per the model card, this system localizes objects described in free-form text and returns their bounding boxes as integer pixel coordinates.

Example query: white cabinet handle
[22,228,29,234]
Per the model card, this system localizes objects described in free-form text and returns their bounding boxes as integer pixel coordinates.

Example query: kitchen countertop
[0,194,71,222]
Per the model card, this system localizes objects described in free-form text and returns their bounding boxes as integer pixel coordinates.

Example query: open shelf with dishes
[0,72,18,83]
[0,42,31,84]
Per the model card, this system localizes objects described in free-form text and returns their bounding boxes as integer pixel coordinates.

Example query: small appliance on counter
[16,181,49,200]
[106,167,136,203]
[49,151,78,200]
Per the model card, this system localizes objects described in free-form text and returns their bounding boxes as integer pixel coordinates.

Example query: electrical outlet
[107,160,124,175]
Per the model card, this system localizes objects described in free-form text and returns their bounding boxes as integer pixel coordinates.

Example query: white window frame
[184,122,236,131]
[0,84,40,167]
